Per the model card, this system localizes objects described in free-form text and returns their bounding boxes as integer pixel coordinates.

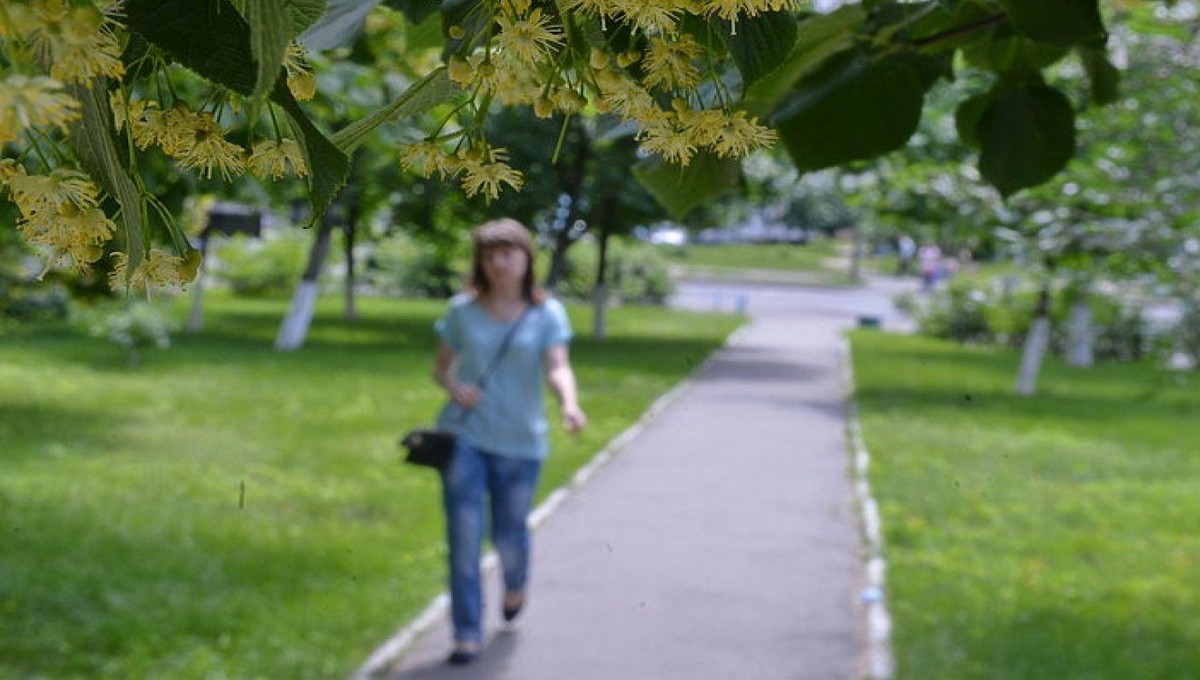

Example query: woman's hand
[561,404,587,434]
[449,382,482,410]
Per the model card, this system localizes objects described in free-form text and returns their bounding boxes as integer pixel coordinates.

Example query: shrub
[911,275,1154,363]
[210,231,309,297]
[559,239,675,306]
[365,232,462,298]
[81,301,178,367]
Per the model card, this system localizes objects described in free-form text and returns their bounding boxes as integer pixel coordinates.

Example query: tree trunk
[185,237,208,333]
[275,210,336,351]
[1016,284,1052,395]
[849,223,863,283]
[1065,298,1094,367]
[343,210,358,321]
[592,220,611,340]
[544,121,591,291]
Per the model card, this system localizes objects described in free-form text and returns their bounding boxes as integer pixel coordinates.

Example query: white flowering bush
[83,300,177,366]
[1,0,1129,294]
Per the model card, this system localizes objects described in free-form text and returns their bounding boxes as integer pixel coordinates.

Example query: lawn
[850,331,1200,680]
[663,240,850,284]
[0,292,743,680]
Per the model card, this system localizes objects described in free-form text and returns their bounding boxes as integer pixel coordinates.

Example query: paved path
[365,275,916,680]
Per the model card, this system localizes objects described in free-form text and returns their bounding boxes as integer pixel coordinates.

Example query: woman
[431,218,587,664]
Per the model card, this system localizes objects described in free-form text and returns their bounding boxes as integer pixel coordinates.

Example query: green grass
[663,240,850,284]
[0,292,743,680]
[849,331,1200,680]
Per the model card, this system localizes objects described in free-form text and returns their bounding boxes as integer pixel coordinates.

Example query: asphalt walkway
[361,275,916,680]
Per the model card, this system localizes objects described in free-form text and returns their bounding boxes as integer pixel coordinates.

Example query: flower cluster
[3,0,801,289]
[422,0,788,193]
[2,0,313,289]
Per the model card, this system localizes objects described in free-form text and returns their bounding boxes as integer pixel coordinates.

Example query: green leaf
[633,153,741,220]
[271,80,351,225]
[961,25,1068,74]
[954,92,991,148]
[66,81,146,273]
[125,0,256,95]
[299,0,384,50]
[1079,47,1121,105]
[384,0,441,25]
[976,83,1076,197]
[743,5,866,117]
[773,53,925,172]
[719,12,798,90]
[1005,0,1105,47]
[248,0,292,99]
[287,0,327,36]
[330,67,461,153]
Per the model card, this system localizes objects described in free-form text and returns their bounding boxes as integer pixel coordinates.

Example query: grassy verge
[0,293,743,680]
[663,241,851,285]
[849,331,1200,680]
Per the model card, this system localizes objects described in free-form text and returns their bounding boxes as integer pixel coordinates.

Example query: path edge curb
[839,335,896,680]
[348,322,755,680]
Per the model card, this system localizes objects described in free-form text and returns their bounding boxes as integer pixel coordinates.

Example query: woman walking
[431,218,586,665]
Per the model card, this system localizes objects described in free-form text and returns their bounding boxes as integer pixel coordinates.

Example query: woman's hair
[470,218,547,304]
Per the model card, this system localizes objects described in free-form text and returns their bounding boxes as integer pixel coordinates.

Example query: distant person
[918,242,942,291]
[430,218,587,665]
[896,234,917,276]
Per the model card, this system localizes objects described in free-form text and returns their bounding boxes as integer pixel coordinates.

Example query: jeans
[441,438,543,643]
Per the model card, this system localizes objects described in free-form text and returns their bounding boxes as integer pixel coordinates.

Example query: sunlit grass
[850,331,1200,680]
[0,292,743,680]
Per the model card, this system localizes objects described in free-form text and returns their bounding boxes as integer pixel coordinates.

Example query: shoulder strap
[476,305,531,388]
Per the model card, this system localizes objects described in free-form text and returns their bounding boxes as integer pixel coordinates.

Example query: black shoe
[502,592,525,622]
[447,642,479,665]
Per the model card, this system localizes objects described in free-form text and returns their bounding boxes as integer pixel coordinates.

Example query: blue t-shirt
[434,294,573,460]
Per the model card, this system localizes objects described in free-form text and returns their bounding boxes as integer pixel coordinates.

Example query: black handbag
[400,428,456,470]
[400,308,530,471]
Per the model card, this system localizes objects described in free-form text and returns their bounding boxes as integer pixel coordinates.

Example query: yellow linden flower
[494,9,563,65]
[7,168,100,218]
[639,116,697,165]
[283,42,317,101]
[596,69,658,120]
[678,107,728,147]
[0,159,24,186]
[451,52,507,95]
[458,147,523,200]
[702,0,800,29]
[18,201,115,272]
[708,109,778,157]
[141,248,193,286]
[108,90,159,143]
[0,74,81,144]
[109,248,198,291]
[248,139,309,179]
[560,0,613,17]
[642,35,703,92]
[167,109,246,181]
[615,0,686,34]
[19,0,125,83]
[398,140,456,178]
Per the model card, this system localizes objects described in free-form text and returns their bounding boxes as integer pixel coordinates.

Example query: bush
[559,239,675,306]
[915,279,992,344]
[365,232,461,298]
[210,231,309,297]
[911,275,1153,363]
[80,300,178,367]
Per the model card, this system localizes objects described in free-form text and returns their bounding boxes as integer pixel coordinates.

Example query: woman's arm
[545,344,586,433]
[434,342,482,409]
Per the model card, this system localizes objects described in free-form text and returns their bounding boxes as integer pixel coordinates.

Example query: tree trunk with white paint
[1016,284,1053,395]
[275,214,335,351]
[1065,299,1094,367]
